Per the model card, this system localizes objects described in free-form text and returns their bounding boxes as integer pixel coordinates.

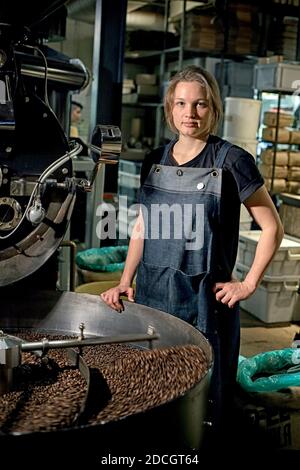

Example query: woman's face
[171,81,210,138]
[71,106,82,124]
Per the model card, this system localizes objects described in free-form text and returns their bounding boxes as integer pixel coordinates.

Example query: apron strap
[214,141,233,168]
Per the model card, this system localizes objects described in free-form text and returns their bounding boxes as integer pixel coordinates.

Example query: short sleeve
[225,147,264,203]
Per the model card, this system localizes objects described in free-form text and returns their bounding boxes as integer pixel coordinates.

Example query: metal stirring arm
[0,325,158,396]
[21,329,160,355]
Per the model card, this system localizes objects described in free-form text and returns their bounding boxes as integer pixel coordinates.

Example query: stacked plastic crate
[235,230,300,323]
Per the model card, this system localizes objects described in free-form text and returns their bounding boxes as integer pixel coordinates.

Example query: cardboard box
[287,181,300,194]
[263,111,294,127]
[260,149,289,166]
[288,167,300,181]
[135,74,157,85]
[264,178,287,192]
[259,163,288,178]
[280,193,300,238]
[136,84,159,96]
[257,55,284,64]
[289,152,300,166]
[290,130,300,144]
[237,400,300,451]
[262,127,290,143]
[169,0,204,20]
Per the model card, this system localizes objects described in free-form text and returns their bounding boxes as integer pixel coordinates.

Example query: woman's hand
[212,279,255,308]
[100,284,135,313]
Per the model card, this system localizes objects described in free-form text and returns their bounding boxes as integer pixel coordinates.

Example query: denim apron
[136,139,240,431]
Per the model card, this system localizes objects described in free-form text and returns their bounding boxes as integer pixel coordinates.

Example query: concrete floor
[240,308,300,356]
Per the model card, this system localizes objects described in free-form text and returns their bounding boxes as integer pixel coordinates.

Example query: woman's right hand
[100,284,135,313]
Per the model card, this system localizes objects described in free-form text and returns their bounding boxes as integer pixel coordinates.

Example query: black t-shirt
[139,135,264,278]
[140,135,263,202]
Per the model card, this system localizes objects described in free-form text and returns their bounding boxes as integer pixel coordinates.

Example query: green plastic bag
[237,349,300,392]
[75,246,128,272]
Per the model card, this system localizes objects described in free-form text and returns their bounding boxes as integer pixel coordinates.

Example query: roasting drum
[0,289,213,462]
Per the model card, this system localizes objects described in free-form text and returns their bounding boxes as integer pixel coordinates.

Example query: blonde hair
[164,65,223,137]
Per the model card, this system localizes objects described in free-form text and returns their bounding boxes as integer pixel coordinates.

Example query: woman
[101,66,284,438]
[70,101,83,138]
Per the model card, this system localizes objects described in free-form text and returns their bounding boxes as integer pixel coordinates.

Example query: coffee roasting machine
[0,1,213,463]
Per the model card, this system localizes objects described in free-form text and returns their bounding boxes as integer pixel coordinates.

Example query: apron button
[197,182,205,190]
[177,169,183,176]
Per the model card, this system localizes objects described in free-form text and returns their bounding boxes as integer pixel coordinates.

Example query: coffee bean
[0,330,209,433]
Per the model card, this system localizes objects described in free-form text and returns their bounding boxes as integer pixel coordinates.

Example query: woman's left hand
[212,279,255,308]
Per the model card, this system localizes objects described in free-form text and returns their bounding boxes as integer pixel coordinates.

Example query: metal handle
[283,281,299,292]
[288,250,300,261]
